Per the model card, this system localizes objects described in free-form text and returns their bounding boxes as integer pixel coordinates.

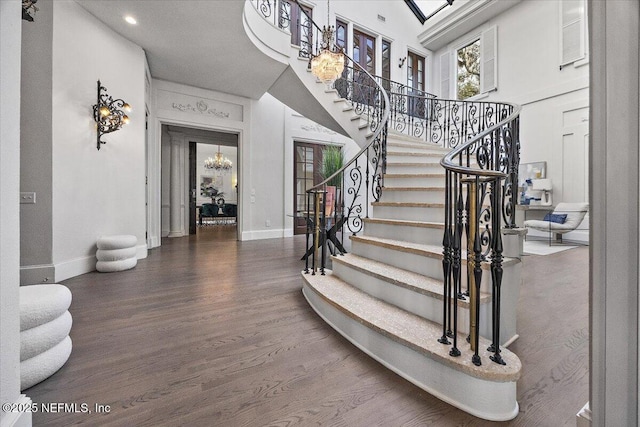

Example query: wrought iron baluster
[471,177,483,367]
[304,190,310,274]
[320,188,326,275]
[450,173,462,356]
[489,177,506,365]
[439,169,452,346]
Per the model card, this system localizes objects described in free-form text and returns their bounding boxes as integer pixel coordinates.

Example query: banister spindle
[489,178,506,365]
[439,170,452,346]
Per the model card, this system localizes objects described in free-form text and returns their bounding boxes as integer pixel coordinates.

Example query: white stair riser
[302,284,519,421]
[364,221,444,246]
[384,175,445,187]
[372,205,445,222]
[386,163,444,174]
[350,239,516,295]
[386,154,441,164]
[381,189,445,204]
[332,260,497,340]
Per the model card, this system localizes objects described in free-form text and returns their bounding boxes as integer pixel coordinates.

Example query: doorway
[189,142,238,235]
[160,125,239,240]
[293,141,325,235]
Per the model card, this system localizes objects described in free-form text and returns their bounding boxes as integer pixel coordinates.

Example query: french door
[407,51,426,117]
[293,142,324,235]
[352,29,376,104]
[280,0,312,56]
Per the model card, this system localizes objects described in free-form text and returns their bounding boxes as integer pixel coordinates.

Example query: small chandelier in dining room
[310,0,345,84]
[204,146,232,173]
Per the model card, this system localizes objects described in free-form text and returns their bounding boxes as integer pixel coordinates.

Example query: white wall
[1,1,31,425]
[49,1,147,281]
[20,0,53,285]
[430,0,590,207]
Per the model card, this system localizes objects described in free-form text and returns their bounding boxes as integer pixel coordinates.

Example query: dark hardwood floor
[26,226,589,426]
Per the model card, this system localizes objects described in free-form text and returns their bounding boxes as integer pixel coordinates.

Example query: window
[560,0,586,66]
[407,51,425,94]
[456,39,480,100]
[382,40,391,91]
[407,51,426,117]
[280,1,312,54]
[353,29,376,74]
[443,26,497,100]
[336,19,347,52]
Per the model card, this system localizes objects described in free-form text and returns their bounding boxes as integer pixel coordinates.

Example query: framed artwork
[518,161,547,184]
[200,175,223,197]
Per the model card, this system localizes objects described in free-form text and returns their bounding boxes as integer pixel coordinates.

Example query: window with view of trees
[456,38,480,100]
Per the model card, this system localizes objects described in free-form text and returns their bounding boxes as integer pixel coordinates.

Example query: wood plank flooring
[26,227,589,426]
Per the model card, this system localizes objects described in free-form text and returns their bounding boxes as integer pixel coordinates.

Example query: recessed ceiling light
[124,16,137,25]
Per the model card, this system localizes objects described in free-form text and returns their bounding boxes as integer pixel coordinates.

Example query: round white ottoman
[19,284,73,391]
[96,234,137,272]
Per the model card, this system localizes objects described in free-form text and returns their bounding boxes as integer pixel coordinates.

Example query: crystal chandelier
[310,0,344,84]
[204,146,232,173]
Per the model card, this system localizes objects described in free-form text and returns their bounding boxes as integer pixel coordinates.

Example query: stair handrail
[437,98,521,368]
[276,0,390,275]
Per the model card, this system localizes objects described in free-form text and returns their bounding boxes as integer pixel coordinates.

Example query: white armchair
[524,202,589,244]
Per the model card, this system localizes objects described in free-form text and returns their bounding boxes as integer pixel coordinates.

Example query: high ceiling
[76,0,288,99]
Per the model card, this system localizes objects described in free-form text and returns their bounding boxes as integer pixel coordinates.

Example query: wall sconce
[398,57,407,68]
[92,80,131,150]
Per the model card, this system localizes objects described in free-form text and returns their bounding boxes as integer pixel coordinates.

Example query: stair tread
[386,162,443,166]
[364,217,444,228]
[333,253,490,304]
[372,201,444,207]
[384,173,445,178]
[350,235,519,267]
[382,187,445,192]
[387,152,444,157]
[303,271,521,381]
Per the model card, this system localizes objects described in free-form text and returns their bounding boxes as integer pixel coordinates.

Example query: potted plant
[320,145,344,216]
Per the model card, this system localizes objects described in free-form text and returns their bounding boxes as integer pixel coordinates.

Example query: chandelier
[310,1,344,84]
[204,146,232,172]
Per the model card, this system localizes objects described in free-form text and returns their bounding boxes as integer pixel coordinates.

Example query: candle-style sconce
[92,80,131,150]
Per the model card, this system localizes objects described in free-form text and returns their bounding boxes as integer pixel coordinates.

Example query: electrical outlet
[265,220,271,227]
[20,192,36,204]
[250,196,256,204]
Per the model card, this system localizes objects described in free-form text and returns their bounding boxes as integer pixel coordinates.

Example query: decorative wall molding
[157,89,243,122]
[300,123,336,134]
[171,100,230,119]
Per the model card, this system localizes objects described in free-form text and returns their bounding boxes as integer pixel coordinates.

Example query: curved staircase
[245,0,523,421]
[302,134,522,421]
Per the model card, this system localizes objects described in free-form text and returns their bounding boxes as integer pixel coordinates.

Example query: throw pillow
[543,213,567,224]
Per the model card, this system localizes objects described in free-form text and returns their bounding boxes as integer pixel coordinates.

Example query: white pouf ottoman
[19,284,73,390]
[96,234,137,272]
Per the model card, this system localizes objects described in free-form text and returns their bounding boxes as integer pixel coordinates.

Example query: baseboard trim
[20,264,55,286]
[22,243,148,284]
[1,395,33,427]
[54,255,96,282]
[241,228,286,241]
